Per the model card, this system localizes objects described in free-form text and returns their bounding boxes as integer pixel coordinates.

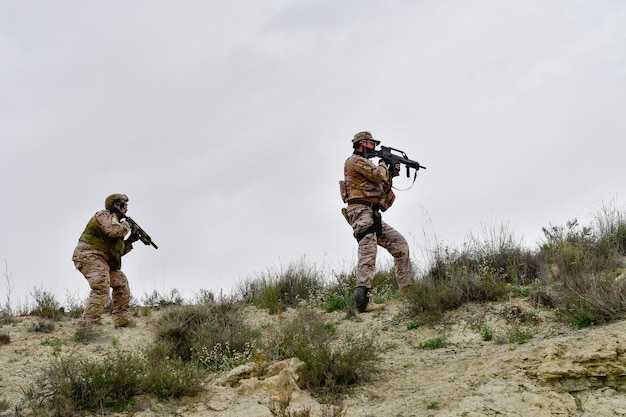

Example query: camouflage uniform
[343,132,414,311]
[72,208,133,327]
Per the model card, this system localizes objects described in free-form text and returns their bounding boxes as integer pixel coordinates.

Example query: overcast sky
[1,1,625,307]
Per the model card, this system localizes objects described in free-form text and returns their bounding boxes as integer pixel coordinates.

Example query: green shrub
[28,319,55,333]
[262,307,378,399]
[479,325,494,341]
[140,288,185,308]
[427,224,542,286]
[319,271,355,313]
[418,337,445,350]
[541,211,626,327]
[507,327,533,344]
[240,258,326,313]
[0,397,9,413]
[408,224,537,324]
[24,349,204,415]
[152,298,257,369]
[30,287,63,320]
[402,273,508,324]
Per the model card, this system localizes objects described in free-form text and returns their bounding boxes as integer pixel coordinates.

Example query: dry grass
[3,203,626,415]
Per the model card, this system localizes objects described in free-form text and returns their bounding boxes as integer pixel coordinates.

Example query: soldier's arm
[94,210,131,238]
[352,157,389,183]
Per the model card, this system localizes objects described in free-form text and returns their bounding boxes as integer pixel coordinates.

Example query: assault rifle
[371,146,427,178]
[112,206,159,249]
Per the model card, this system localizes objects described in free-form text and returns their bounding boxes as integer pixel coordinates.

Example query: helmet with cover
[105,194,129,210]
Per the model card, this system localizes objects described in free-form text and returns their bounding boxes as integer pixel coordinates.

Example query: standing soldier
[341,131,414,312]
[72,194,140,328]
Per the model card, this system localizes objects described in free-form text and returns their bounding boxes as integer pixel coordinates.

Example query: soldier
[72,194,140,328]
[341,131,414,312]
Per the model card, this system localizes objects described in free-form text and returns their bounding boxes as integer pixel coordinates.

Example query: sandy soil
[1,297,626,417]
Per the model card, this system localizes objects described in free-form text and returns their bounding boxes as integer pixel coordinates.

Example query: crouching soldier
[72,194,140,328]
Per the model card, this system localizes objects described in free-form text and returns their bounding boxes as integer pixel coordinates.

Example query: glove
[378,159,388,168]
[128,233,141,243]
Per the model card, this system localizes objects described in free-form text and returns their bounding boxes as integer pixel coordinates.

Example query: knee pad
[354,286,370,312]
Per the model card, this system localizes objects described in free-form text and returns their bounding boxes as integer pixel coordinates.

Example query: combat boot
[113,316,130,328]
[363,300,385,312]
[355,286,386,313]
[400,285,415,296]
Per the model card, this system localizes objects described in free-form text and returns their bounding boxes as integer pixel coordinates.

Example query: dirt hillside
[1,297,626,417]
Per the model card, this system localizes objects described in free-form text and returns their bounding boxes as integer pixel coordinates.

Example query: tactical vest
[79,215,125,269]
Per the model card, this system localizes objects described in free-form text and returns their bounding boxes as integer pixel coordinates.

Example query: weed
[507,327,533,344]
[74,325,99,343]
[0,397,9,413]
[197,341,256,372]
[263,306,379,400]
[28,319,55,333]
[320,403,348,417]
[40,337,65,353]
[63,290,85,319]
[319,270,356,313]
[418,338,445,350]
[30,287,63,320]
[427,401,439,409]
[240,258,326,313]
[152,298,257,368]
[24,349,203,415]
[141,288,185,308]
[479,325,493,341]
[268,393,312,417]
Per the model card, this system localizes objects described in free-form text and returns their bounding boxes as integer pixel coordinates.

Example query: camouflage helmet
[105,193,129,209]
[352,131,380,145]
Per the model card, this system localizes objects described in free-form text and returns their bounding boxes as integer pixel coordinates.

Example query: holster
[355,208,382,243]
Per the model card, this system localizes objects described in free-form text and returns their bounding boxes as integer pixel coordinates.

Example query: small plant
[139,305,152,316]
[30,287,63,320]
[41,337,65,354]
[320,403,348,417]
[427,401,439,409]
[74,325,99,343]
[3,259,14,318]
[141,288,185,308]
[263,306,379,400]
[418,337,445,350]
[507,327,533,344]
[0,397,10,413]
[153,298,256,366]
[64,290,85,318]
[479,325,494,341]
[319,270,357,313]
[0,332,10,345]
[197,341,256,372]
[268,393,312,417]
[406,321,418,330]
[240,258,326,313]
[24,349,203,415]
[27,319,55,333]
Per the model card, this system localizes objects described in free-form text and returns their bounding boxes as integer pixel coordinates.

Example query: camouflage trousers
[346,205,414,289]
[74,255,130,327]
